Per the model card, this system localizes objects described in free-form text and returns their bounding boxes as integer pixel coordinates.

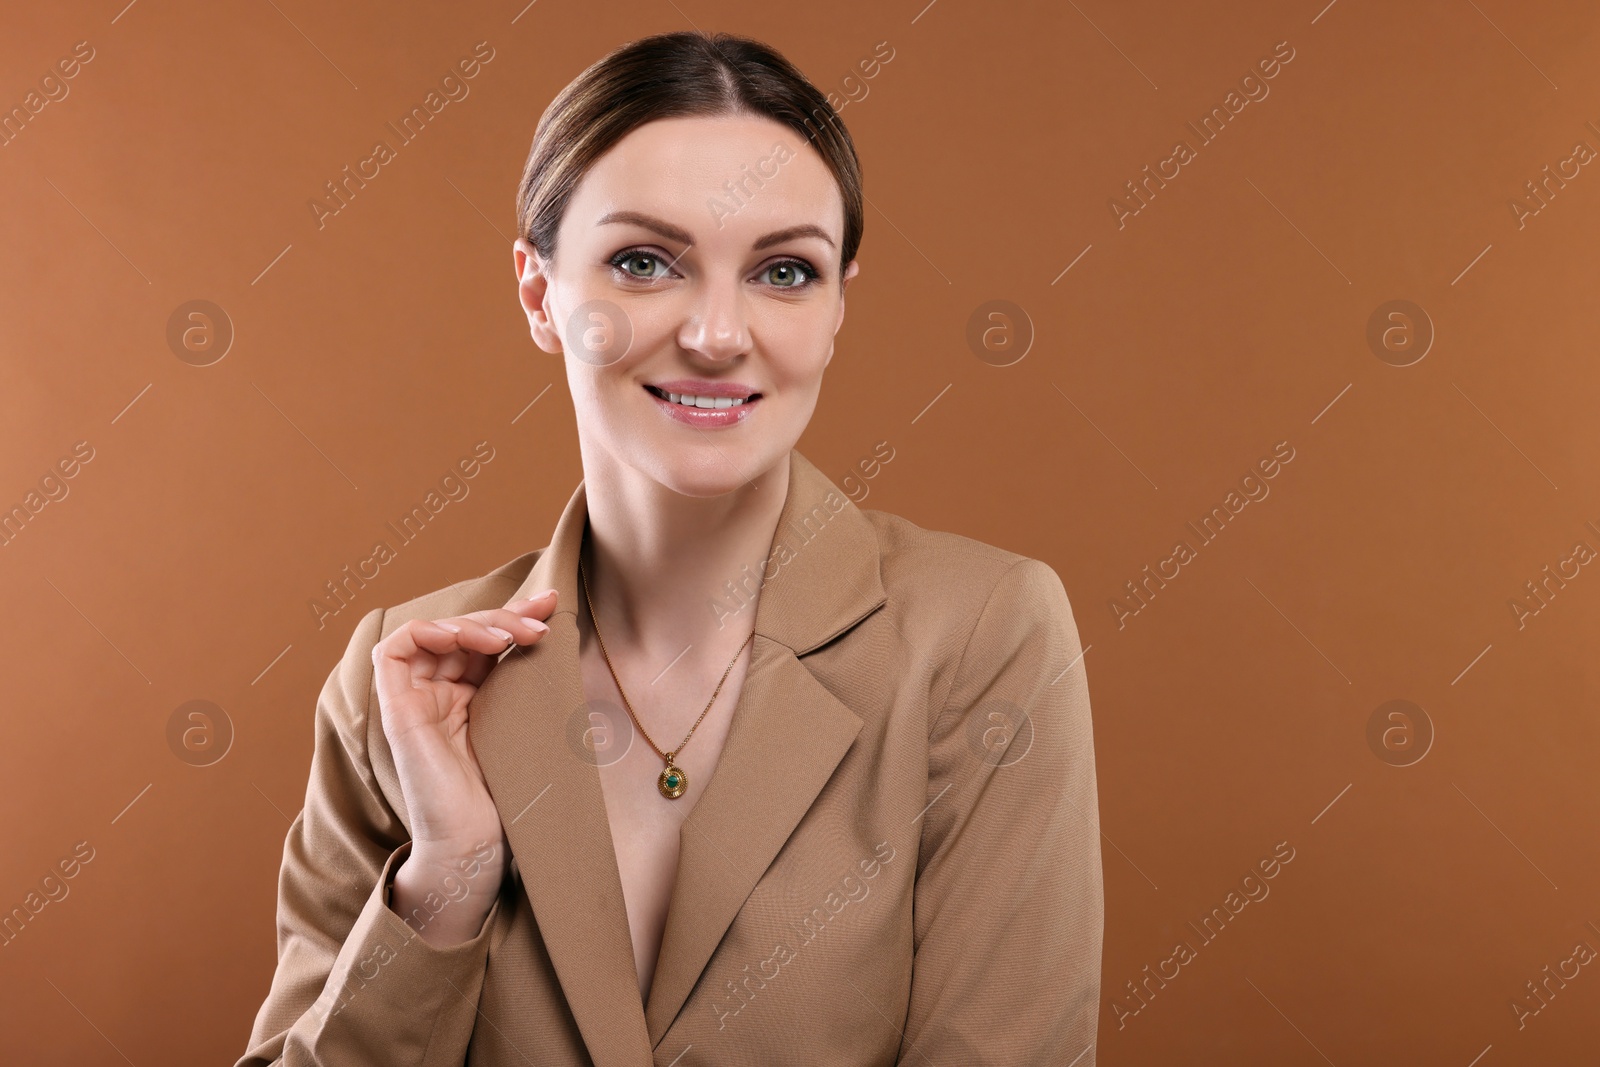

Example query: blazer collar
[466,448,886,1062]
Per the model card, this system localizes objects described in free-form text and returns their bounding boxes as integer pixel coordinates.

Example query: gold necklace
[579,556,753,800]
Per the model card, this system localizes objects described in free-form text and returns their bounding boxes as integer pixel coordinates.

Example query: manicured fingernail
[522,618,548,632]
[437,621,461,633]
[488,626,514,641]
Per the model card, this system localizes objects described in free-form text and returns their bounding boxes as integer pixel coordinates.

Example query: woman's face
[515,113,858,498]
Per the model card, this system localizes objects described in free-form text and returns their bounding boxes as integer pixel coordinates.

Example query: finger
[502,589,559,619]
[428,616,529,657]
[453,606,552,643]
[385,616,515,658]
[454,605,554,688]
[374,621,519,702]
[373,615,548,708]
[430,644,478,686]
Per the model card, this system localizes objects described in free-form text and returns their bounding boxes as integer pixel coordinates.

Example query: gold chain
[578,553,752,799]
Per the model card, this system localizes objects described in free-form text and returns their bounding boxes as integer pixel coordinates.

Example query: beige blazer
[237,448,1103,1066]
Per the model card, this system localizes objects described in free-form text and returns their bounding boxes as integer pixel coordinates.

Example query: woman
[238,29,1102,1067]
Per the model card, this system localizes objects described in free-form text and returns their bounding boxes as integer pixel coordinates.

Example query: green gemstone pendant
[658,759,687,800]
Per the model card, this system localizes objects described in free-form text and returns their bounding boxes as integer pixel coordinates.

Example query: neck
[577,446,789,663]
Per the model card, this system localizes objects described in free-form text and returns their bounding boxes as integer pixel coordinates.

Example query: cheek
[564,362,624,425]
[624,305,680,348]
[750,306,840,368]
[755,346,827,397]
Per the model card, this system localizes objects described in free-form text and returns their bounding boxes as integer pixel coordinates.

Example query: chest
[579,640,751,1001]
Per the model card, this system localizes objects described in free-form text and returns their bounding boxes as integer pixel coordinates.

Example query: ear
[833,259,859,336]
[824,260,860,370]
[514,237,562,354]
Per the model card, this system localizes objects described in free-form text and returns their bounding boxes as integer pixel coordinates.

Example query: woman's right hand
[371,591,558,893]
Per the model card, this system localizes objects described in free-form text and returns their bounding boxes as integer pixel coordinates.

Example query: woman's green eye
[765,260,818,288]
[622,253,659,277]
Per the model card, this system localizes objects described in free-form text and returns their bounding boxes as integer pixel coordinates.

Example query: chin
[640,441,789,498]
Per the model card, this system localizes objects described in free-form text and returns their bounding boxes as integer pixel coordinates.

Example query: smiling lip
[647,379,761,399]
[643,380,761,428]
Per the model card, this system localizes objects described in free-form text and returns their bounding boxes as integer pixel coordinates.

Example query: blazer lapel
[467,449,887,1064]
[468,477,649,1064]
[640,641,867,1047]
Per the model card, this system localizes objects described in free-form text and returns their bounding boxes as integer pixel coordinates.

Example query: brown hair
[515,31,863,280]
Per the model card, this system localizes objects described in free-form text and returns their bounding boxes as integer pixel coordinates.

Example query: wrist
[389,841,506,945]
[406,835,507,879]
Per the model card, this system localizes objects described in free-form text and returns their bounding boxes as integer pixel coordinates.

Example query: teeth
[665,391,747,409]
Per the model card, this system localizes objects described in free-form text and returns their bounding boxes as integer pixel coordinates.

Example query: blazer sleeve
[235,606,507,1067]
[897,558,1104,1065]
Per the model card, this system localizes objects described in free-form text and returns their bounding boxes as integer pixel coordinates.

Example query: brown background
[2,0,1597,1062]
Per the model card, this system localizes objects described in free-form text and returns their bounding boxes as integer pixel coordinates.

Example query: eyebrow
[595,210,837,251]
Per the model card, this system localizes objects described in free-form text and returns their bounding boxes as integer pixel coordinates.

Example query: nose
[676,270,751,362]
